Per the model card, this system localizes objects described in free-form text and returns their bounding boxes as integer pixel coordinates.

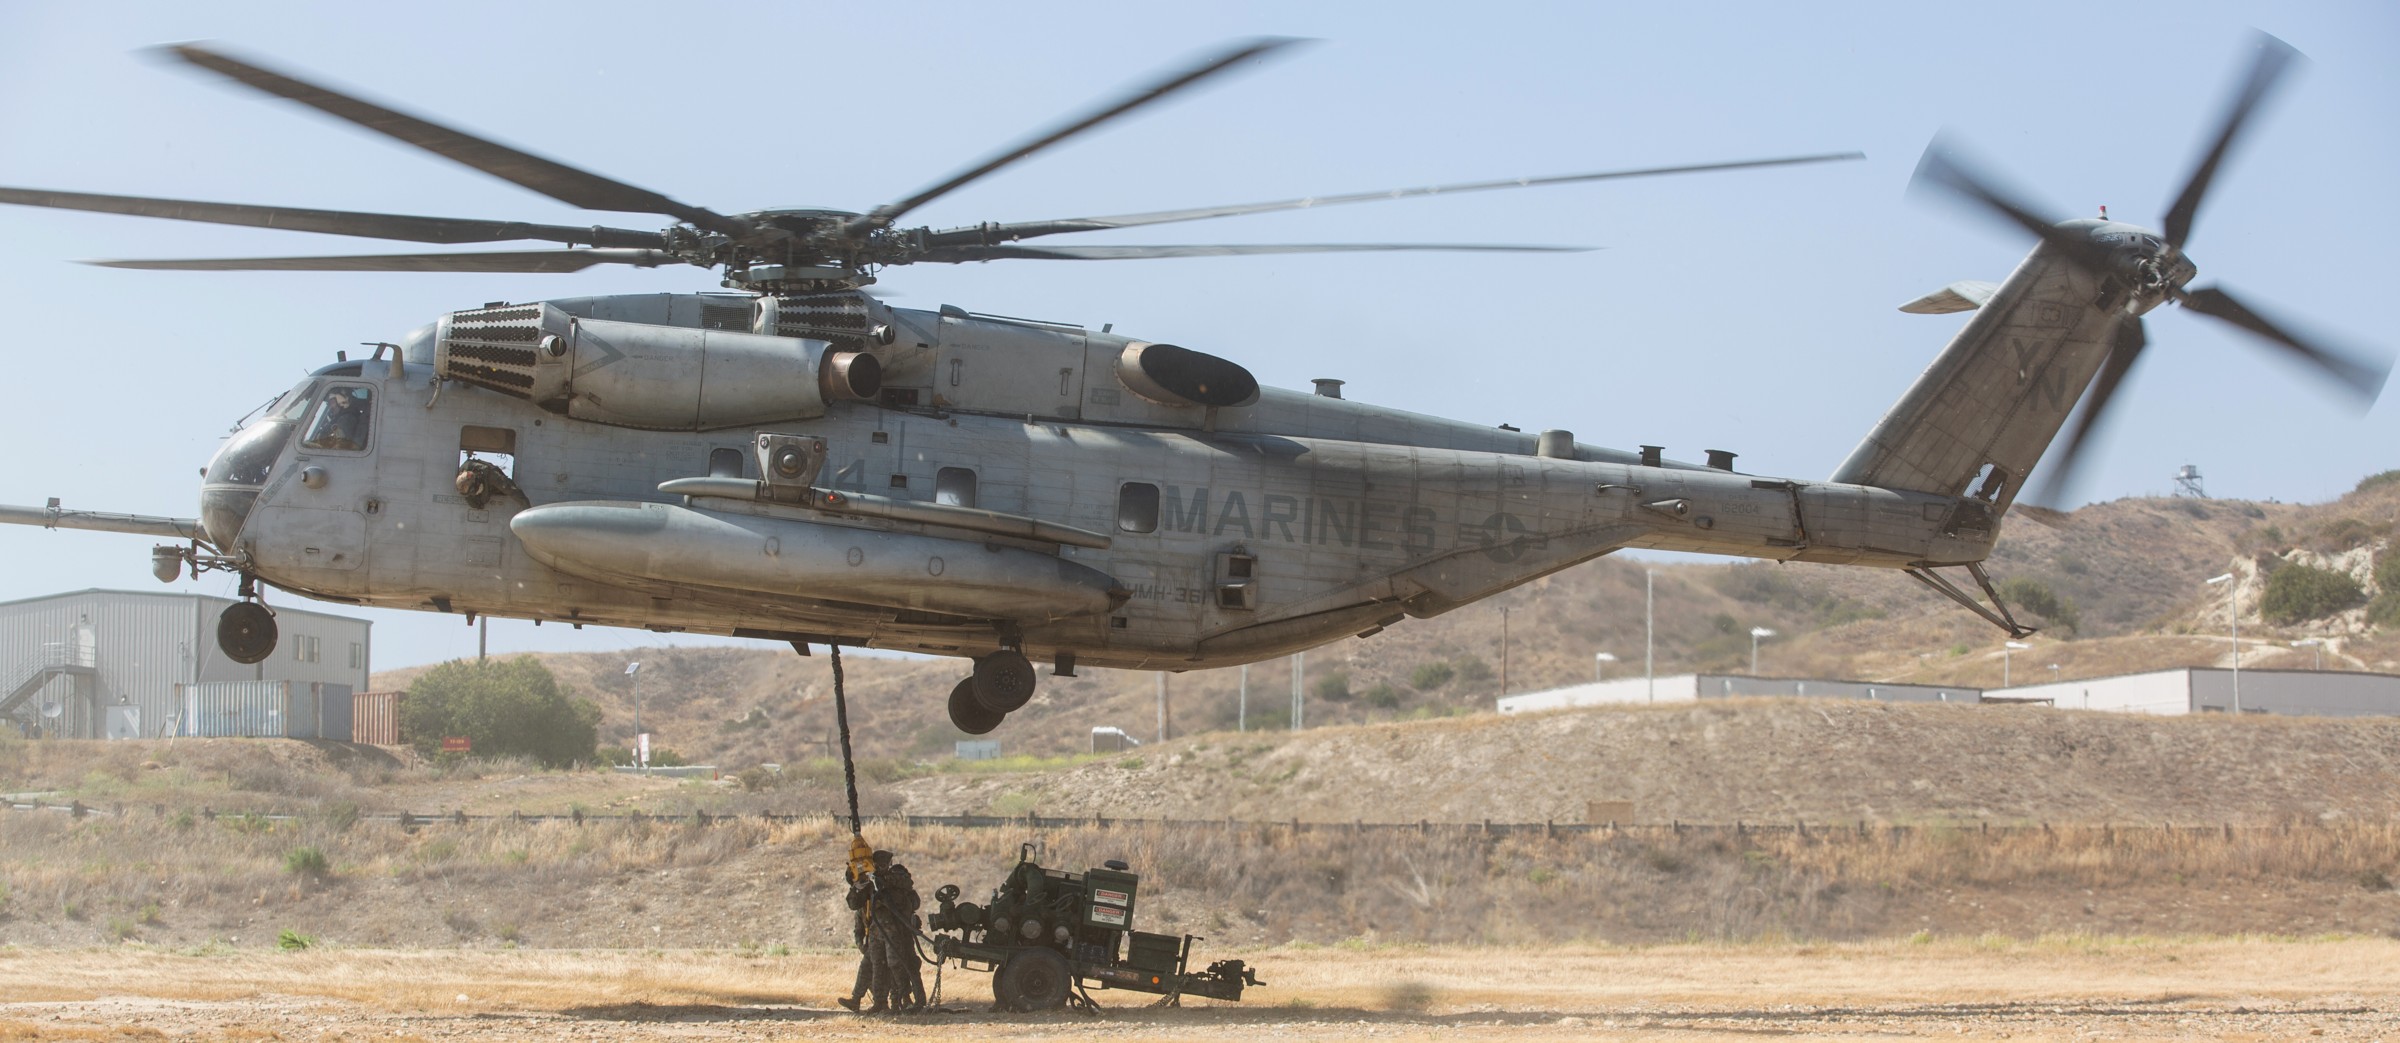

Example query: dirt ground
[2,939,2396,1042]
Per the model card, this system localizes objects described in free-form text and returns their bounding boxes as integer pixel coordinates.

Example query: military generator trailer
[926,848,1263,1011]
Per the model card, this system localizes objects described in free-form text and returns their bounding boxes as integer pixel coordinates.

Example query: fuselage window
[936,467,978,508]
[300,385,374,452]
[1118,482,1160,533]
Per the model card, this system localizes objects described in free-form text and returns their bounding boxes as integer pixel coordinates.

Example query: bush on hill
[1999,576,2081,635]
[2259,564,2366,625]
[402,657,601,768]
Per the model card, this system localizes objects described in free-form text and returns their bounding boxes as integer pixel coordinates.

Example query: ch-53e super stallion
[0,35,2382,736]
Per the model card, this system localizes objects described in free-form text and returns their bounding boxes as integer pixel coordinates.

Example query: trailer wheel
[993,947,1071,1011]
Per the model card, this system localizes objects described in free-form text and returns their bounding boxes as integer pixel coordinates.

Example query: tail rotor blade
[2161,32,2302,248]
[2181,285,2389,401]
[1910,139,2110,269]
[2029,318,2148,509]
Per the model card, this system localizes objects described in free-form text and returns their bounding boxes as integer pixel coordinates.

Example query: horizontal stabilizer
[1898,280,1999,314]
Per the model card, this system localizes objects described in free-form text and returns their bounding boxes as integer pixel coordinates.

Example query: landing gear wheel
[947,677,1005,735]
[217,602,278,665]
[971,649,1036,713]
[993,946,1071,1012]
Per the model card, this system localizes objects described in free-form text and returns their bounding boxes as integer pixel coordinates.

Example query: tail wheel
[217,602,278,665]
[993,946,1071,1012]
[972,649,1036,713]
[947,677,1005,735]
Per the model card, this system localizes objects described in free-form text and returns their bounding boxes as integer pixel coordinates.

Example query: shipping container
[175,680,319,738]
[314,683,354,742]
[352,690,402,745]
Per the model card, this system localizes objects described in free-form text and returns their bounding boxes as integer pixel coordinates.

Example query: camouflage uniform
[869,859,925,1010]
[843,851,924,1012]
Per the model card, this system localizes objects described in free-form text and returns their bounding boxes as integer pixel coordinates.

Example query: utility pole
[625,661,644,769]
[1645,568,1656,703]
[477,616,487,661]
[1155,673,1166,743]
[1238,663,1247,733]
[1498,605,1510,699]
[1290,652,1304,730]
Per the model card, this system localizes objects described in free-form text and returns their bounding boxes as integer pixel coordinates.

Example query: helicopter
[0,35,2382,736]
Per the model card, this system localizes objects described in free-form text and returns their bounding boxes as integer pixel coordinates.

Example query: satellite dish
[40,701,63,719]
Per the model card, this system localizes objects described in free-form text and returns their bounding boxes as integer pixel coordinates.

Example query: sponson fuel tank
[509,501,1124,622]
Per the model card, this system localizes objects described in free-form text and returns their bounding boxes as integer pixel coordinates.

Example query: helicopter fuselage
[193,288,2013,673]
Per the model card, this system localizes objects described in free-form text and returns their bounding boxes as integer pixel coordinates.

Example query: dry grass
[6,810,2397,952]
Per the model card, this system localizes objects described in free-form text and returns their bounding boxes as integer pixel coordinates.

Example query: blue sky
[1,1,2392,670]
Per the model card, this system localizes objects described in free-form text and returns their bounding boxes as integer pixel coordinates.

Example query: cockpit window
[301,385,374,452]
[211,421,293,486]
[267,381,320,422]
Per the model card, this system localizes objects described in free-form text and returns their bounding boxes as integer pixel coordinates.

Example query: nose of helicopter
[197,486,258,550]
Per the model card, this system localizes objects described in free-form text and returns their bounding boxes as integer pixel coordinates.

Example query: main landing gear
[215,574,278,665]
[947,648,1036,735]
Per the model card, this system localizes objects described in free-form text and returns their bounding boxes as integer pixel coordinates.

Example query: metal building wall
[1695,675,1979,704]
[1985,671,2194,714]
[2189,668,2400,717]
[0,589,371,739]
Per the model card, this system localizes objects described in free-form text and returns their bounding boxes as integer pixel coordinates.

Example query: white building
[1497,673,1978,715]
[1988,667,2400,717]
[1,589,371,739]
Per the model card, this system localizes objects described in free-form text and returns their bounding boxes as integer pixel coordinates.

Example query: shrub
[2313,517,2380,552]
[735,765,782,792]
[1999,577,2081,634]
[1363,683,1402,709]
[277,929,315,951]
[1408,662,1454,690]
[1312,672,1352,703]
[401,657,601,768]
[2357,469,2400,494]
[2259,565,2366,624]
[2376,551,2400,596]
[284,846,331,878]
[1453,656,1493,683]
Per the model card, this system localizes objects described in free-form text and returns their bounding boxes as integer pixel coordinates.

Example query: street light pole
[2294,638,2324,671]
[1644,569,1655,703]
[2002,640,2031,687]
[2206,573,2240,713]
[1238,663,1247,733]
[1748,627,1776,675]
[625,661,644,769]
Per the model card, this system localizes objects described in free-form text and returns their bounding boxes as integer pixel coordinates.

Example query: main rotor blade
[2162,32,2301,248]
[2181,285,2390,400]
[917,242,1590,262]
[164,44,749,237]
[848,37,1306,237]
[2028,317,2147,509]
[1910,140,2112,269]
[0,185,668,248]
[85,248,680,273]
[925,152,1864,246]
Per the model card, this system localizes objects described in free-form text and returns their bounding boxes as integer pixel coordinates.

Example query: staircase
[0,642,98,735]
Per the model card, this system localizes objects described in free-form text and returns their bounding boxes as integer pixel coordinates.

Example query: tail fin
[1829,251,2118,512]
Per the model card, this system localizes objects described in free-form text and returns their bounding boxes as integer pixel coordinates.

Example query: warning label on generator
[1091,905,1127,926]
[1095,889,1130,905]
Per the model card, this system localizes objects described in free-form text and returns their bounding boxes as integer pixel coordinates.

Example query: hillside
[371,477,2400,764]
